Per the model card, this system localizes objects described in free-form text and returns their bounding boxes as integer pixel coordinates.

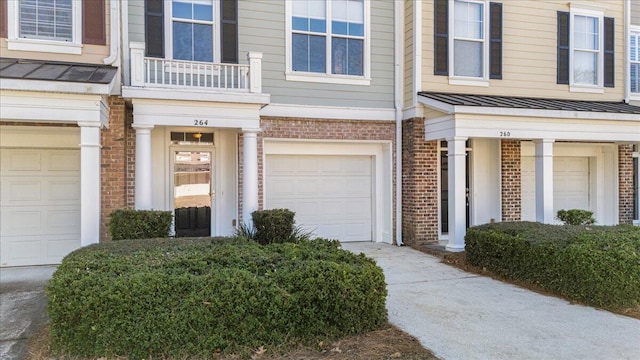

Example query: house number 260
[499,131,511,137]
[194,119,208,126]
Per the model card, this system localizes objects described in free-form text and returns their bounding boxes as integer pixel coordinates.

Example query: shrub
[556,209,596,225]
[47,237,387,359]
[465,222,640,308]
[109,209,172,240]
[251,208,313,244]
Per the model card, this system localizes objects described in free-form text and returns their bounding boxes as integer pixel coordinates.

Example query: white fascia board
[260,103,395,121]
[131,98,261,129]
[122,86,270,105]
[0,90,105,123]
[0,78,113,95]
[417,96,455,114]
[424,115,640,142]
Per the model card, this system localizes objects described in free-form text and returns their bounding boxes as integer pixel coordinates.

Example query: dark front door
[173,151,212,237]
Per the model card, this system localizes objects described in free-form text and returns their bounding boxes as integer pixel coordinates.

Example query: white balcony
[129,42,262,94]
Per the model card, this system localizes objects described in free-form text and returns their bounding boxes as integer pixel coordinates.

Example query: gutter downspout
[103,0,120,65]
[394,0,404,246]
[624,0,631,104]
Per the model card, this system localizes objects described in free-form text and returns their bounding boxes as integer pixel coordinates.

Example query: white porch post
[446,137,467,252]
[535,139,555,223]
[242,129,260,228]
[78,122,101,247]
[133,124,154,210]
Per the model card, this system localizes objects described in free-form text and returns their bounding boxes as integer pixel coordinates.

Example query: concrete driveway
[0,266,56,360]
[342,242,640,360]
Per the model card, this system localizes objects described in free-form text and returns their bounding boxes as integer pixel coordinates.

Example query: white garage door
[265,155,373,242]
[521,156,590,222]
[1,148,81,266]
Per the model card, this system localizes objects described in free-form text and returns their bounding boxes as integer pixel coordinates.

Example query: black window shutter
[145,0,164,58]
[434,0,448,75]
[221,0,238,64]
[489,2,502,79]
[557,11,570,84]
[604,17,614,88]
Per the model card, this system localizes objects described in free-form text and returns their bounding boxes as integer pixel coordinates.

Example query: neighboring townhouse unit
[0,0,121,266]
[120,0,398,243]
[403,0,640,251]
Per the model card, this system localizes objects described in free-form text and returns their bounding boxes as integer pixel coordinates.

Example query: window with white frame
[572,13,601,86]
[452,0,485,78]
[18,0,73,41]
[631,30,640,94]
[171,0,215,62]
[6,0,82,53]
[288,0,369,84]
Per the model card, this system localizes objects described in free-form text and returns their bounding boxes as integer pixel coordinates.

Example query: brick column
[501,139,521,221]
[100,96,127,241]
[619,144,634,224]
[402,118,439,247]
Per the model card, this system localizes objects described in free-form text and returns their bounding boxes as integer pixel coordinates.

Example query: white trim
[263,139,393,244]
[284,0,371,85]
[448,0,490,81]
[122,86,270,105]
[0,78,114,95]
[6,0,82,55]
[569,7,605,89]
[569,85,605,93]
[629,26,640,98]
[402,106,425,120]
[260,103,395,121]
[413,0,422,108]
[0,90,107,125]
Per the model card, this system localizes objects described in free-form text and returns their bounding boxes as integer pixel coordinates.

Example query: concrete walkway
[0,266,56,360]
[341,242,640,360]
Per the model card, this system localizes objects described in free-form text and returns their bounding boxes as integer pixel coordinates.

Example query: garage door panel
[266,154,373,242]
[1,148,80,266]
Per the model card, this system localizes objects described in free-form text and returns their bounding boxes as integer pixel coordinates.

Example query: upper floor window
[286,0,370,86]
[144,0,237,63]
[19,0,73,42]
[171,0,214,62]
[557,7,614,91]
[434,0,502,86]
[631,29,640,95]
[5,0,92,54]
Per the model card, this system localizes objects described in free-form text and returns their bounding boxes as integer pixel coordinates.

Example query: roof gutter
[394,0,404,246]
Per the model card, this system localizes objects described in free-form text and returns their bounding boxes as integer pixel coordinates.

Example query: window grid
[452,0,485,78]
[291,0,365,77]
[171,0,214,62]
[572,14,599,86]
[19,0,73,42]
[631,32,639,93]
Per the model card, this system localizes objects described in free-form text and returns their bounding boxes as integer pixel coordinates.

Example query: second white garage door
[265,155,373,242]
[521,156,591,222]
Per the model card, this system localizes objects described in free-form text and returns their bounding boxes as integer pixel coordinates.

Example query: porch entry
[172,143,214,237]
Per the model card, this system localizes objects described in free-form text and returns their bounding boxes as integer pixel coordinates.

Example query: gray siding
[633,1,640,25]
[238,0,394,109]
[129,1,145,43]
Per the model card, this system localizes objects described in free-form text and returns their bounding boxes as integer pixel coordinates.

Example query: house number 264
[194,119,208,126]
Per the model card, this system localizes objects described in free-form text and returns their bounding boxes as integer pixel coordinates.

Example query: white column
[78,122,102,247]
[247,52,263,93]
[535,139,555,223]
[133,124,154,210]
[130,42,146,87]
[242,129,260,227]
[446,137,467,252]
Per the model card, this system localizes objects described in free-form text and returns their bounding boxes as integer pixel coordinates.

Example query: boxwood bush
[47,237,387,359]
[465,222,640,308]
[109,209,172,240]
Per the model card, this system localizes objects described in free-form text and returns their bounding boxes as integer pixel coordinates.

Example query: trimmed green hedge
[47,237,387,359]
[465,222,640,308]
[252,208,296,244]
[109,209,172,240]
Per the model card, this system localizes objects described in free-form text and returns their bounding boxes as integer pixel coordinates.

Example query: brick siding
[401,118,439,246]
[501,139,521,221]
[619,144,635,224]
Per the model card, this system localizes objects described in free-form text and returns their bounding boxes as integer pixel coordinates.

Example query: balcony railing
[129,42,262,93]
